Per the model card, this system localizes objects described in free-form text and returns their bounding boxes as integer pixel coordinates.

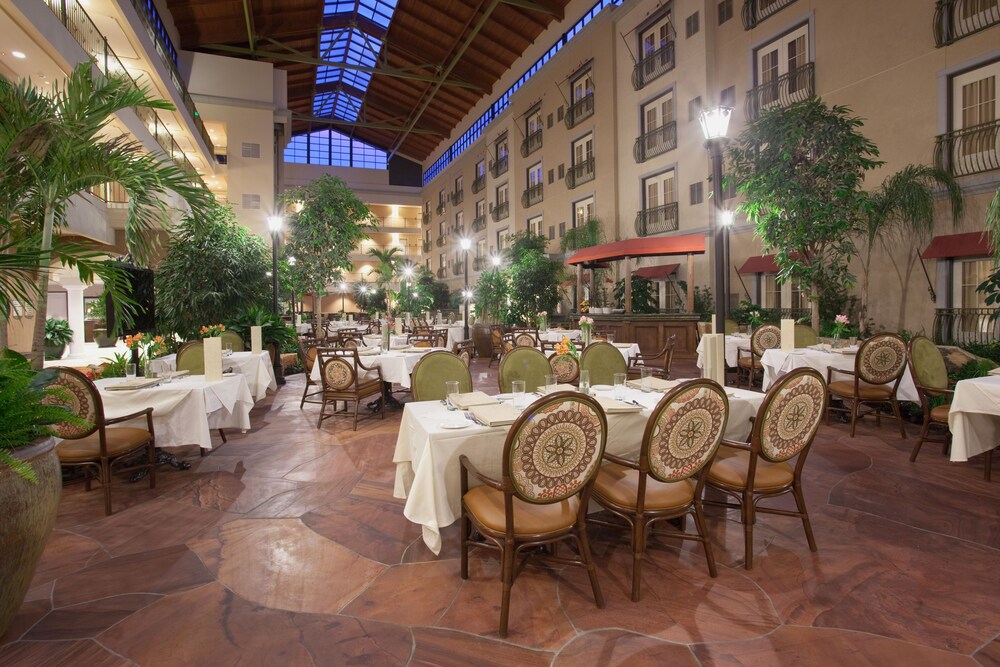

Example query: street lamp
[491,255,501,267]
[699,106,733,334]
[460,238,472,339]
[339,282,347,315]
[267,215,283,315]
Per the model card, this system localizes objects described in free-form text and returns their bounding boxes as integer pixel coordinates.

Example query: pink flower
[835,314,849,325]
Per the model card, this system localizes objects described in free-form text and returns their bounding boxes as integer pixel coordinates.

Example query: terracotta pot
[0,437,61,638]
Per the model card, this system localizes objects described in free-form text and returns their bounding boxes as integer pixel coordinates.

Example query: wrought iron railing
[565,93,595,128]
[934,0,1000,46]
[422,212,431,226]
[933,307,1000,345]
[472,214,487,232]
[437,267,447,279]
[745,62,815,122]
[472,174,486,193]
[491,201,509,222]
[422,240,432,253]
[633,122,677,162]
[436,201,446,215]
[566,157,595,189]
[933,119,1000,177]
[449,189,464,205]
[521,183,544,208]
[520,130,543,157]
[631,42,675,90]
[742,0,799,29]
[634,202,679,237]
[490,155,509,177]
[436,237,446,248]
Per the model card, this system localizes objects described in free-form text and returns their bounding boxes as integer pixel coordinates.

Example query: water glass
[225,343,233,356]
[613,372,627,401]
[607,332,615,343]
[849,336,858,347]
[640,366,654,393]
[544,374,556,394]
[445,380,460,409]
[512,380,527,409]
[161,370,173,384]
[579,369,590,394]
[125,363,137,380]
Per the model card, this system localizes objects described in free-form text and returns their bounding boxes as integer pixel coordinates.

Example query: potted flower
[43,318,73,360]
[579,315,595,347]
[747,309,763,336]
[536,311,548,331]
[123,332,146,375]
[832,314,850,346]
[199,323,226,339]
[0,350,89,637]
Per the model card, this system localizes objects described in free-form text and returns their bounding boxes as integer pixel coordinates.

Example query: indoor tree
[727,98,882,331]
[975,185,1000,316]
[474,267,510,324]
[367,245,402,316]
[505,230,563,324]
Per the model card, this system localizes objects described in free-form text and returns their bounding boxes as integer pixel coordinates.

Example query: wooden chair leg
[460,512,470,580]
[911,413,931,462]
[101,459,112,516]
[693,502,718,578]
[300,381,310,409]
[147,442,157,489]
[630,516,645,602]
[576,526,604,608]
[890,398,906,439]
[743,489,755,570]
[498,540,515,638]
[793,483,817,552]
[849,399,860,438]
[217,429,227,443]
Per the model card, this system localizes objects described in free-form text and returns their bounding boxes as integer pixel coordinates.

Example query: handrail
[490,155,509,177]
[933,119,1000,177]
[566,157,595,189]
[491,200,509,222]
[933,307,1000,345]
[634,202,679,236]
[742,0,799,30]
[744,62,815,122]
[472,174,486,193]
[565,93,595,128]
[933,0,1000,46]
[633,122,677,162]
[521,183,544,208]
[520,130,543,157]
[631,42,674,90]
[472,214,487,232]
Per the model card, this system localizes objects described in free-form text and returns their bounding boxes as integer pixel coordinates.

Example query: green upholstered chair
[724,319,740,335]
[220,330,245,352]
[906,336,953,464]
[580,341,628,387]
[412,350,473,402]
[794,324,818,347]
[498,347,550,393]
[176,341,205,375]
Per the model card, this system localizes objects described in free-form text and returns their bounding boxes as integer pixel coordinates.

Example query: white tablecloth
[948,376,1000,462]
[310,348,443,388]
[392,384,764,554]
[94,375,254,450]
[542,329,582,342]
[295,323,312,334]
[148,351,276,402]
[696,334,751,368]
[760,348,920,402]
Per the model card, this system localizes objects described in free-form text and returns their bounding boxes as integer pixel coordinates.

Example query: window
[496,182,509,205]
[559,222,566,237]
[959,258,994,308]
[718,0,733,24]
[953,60,998,134]
[455,175,463,193]
[425,258,432,271]
[476,238,487,258]
[439,254,446,269]
[640,12,672,60]
[497,227,512,251]
[690,181,704,205]
[755,23,810,106]
[528,162,543,187]
[528,214,544,236]
[495,134,509,160]
[573,196,595,227]
[642,90,675,135]
[526,107,543,136]
[642,169,676,210]
[685,12,700,37]
[439,220,446,237]
[475,160,485,178]
[424,229,430,244]
[763,274,782,308]
[571,69,594,104]
[455,210,464,232]
[721,85,736,108]
[476,199,487,218]
[572,133,594,166]
[689,96,702,121]
[438,189,445,207]
[549,226,555,240]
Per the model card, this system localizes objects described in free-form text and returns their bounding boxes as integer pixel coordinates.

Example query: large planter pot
[472,323,493,359]
[93,328,116,348]
[42,343,65,360]
[0,437,61,638]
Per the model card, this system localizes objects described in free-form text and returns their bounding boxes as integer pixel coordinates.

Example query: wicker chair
[412,351,473,402]
[580,341,628,386]
[489,326,505,367]
[316,349,385,431]
[627,335,677,379]
[736,325,780,389]
[827,332,908,438]
[460,391,607,637]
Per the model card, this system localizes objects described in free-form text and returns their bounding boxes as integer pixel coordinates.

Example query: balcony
[633,122,677,163]
[490,156,509,178]
[437,267,447,279]
[566,157,596,189]
[933,119,1000,177]
[436,201,446,215]
[933,307,1000,345]
[634,202,679,237]
[472,174,486,193]
[935,0,1000,45]
[422,240,432,253]
[565,93,595,129]
[451,225,466,237]
[449,189,464,205]
[436,237,447,248]
[744,62,815,122]
[520,130,543,157]
[742,0,799,29]
[491,201,510,222]
[631,42,675,90]
[521,183,544,208]
[452,260,465,277]
[473,256,488,271]
[422,212,431,226]
[472,214,487,232]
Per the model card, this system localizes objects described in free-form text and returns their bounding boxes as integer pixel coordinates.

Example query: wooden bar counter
[569,313,702,358]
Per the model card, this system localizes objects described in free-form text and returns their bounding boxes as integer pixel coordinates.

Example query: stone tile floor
[2,358,999,666]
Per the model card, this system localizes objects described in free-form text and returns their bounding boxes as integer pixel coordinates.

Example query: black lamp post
[699,106,733,334]
[267,215,283,315]
[460,238,471,339]
[339,282,347,315]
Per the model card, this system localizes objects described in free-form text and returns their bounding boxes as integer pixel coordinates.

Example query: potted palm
[43,318,73,360]
[0,350,88,637]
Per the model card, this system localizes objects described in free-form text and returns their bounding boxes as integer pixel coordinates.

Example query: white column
[65,285,87,358]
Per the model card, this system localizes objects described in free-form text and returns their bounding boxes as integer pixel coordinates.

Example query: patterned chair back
[176,340,205,375]
[549,352,580,384]
[856,333,907,386]
[298,338,319,374]
[643,380,728,484]
[491,326,504,353]
[499,347,550,393]
[341,337,361,350]
[412,350,473,401]
[755,367,827,463]
[579,341,627,386]
[220,330,245,352]
[453,339,475,368]
[43,367,102,440]
[751,324,781,357]
[504,392,607,503]
[318,349,359,391]
[514,332,537,347]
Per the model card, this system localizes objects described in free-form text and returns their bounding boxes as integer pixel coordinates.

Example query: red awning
[921,232,993,259]
[738,254,780,274]
[566,233,705,265]
[635,263,680,280]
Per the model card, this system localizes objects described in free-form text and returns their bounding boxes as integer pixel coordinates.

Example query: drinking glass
[125,363,137,380]
[225,343,233,356]
[640,366,654,393]
[544,374,556,394]
[849,336,858,347]
[579,369,590,394]
[161,370,173,384]
[607,332,615,344]
[445,380,460,409]
[512,380,526,409]
[613,372,627,401]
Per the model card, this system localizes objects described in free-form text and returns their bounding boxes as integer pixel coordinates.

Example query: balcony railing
[933,307,1000,345]
[449,189,464,205]
[452,261,465,277]
[520,130,543,157]
[437,267,447,279]
[631,42,675,90]
[472,214,487,232]
[633,122,677,162]
[436,201,446,215]
[934,0,1000,46]
[422,212,431,226]
[422,240,432,253]
[473,256,487,271]
[566,157,595,189]
[521,183,544,208]
[742,0,799,29]
[745,62,815,122]
[451,225,465,237]
[565,93,595,128]
[491,201,510,222]
[634,202,679,237]
[472,174,486,193]
[43,0,205,181]
[490,155,509,177]
[933,119,1000,177]
[436,237,447,248]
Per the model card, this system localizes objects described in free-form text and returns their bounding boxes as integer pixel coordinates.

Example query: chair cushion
[706,446,793,491]
[463,485,579,536]
[930,404,950,423]
[737,357,762,370]
[57,428,152,462]
[593,463,695,511]
[828,380,892,400]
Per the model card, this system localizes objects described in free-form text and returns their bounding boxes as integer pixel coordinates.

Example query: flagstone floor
[2,357,999,666]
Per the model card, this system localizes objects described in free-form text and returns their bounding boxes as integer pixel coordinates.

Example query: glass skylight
[325,0,397,29]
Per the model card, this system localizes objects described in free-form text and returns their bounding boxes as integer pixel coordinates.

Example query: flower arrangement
[123,332,145,350]
[145,335,169,360]
[579,299,589,313]
[555,336,579,360]
[747,310,763,329]
[578,315,595,332]
[536,310,548,330]
[832,314,850,338]
[199,324,226,338]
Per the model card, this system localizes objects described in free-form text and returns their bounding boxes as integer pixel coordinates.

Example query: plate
[591,384,614,391]
[439,419,470,429]
[496,393,514,400]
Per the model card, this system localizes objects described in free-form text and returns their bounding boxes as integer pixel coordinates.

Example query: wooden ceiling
[165,0,572,163]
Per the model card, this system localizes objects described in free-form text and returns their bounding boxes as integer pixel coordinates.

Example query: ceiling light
[11,51,26,59]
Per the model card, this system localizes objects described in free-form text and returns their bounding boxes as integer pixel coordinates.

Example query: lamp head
[460,238,472,251]
[720,210,734,227]
[267,215,283,233]
[491,255,501,267]
[403,266,414,277]
[698,106,733,141]
[288,255,296,266]
[339,282,347,291]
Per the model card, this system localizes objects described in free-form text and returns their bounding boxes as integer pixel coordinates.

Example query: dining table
[760,347,920,402]
[948,375,1000,462]
[392,382,765,554]
[309,346,445,389]
[148,350,276,401]
[695,334,751,368]
[541,329,582,343]
[94,374,254,450]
